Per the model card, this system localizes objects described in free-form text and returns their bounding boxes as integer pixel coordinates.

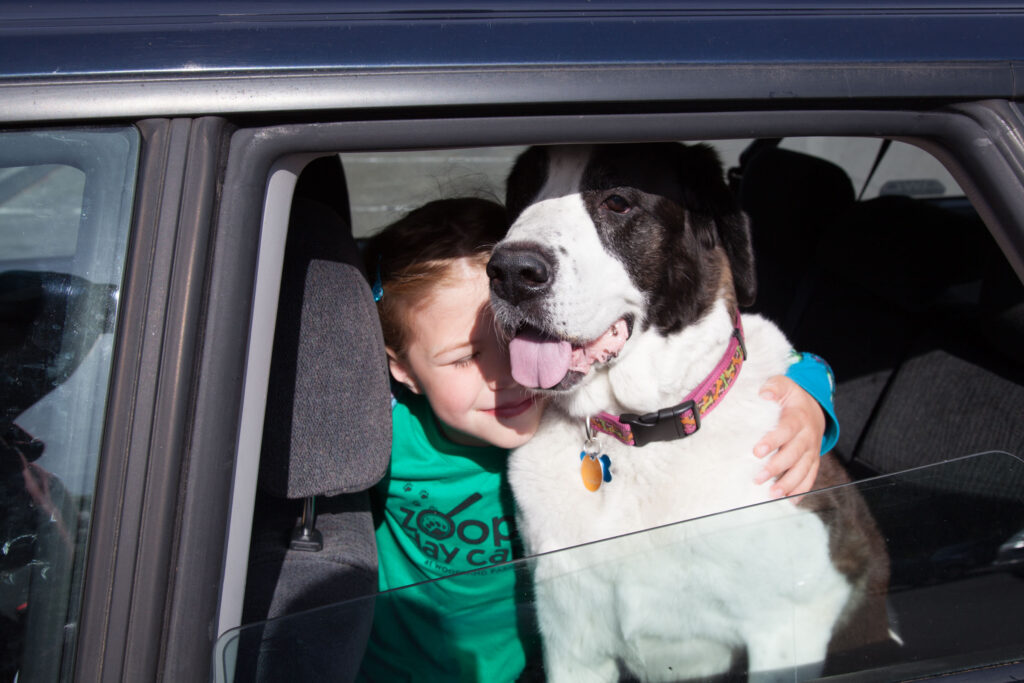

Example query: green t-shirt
[358,391,537,682]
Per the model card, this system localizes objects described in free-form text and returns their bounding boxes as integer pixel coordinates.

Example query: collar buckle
[620,399,700,448]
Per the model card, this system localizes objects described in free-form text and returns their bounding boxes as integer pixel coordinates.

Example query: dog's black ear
[676,143,757,307]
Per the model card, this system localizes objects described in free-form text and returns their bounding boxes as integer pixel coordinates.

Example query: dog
[487,143,891,682]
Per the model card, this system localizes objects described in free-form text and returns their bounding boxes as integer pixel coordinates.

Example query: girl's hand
[753,375,826,499]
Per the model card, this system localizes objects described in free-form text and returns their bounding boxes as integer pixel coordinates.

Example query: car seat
[237,156,391,682]
[810,194,1023,474]
[736,141,1023,471]
[736,142,856,331]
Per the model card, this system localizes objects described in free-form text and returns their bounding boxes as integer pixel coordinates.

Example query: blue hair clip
[371,255,384,302]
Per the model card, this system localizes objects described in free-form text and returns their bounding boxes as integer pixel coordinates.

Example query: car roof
[2,1,1023,122]
[4,2,1024,76]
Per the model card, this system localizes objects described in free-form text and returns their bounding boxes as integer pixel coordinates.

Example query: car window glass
[344,142,757,238]
[345,146,525,238]
[1,127,139,682]
[780,137,964,200]
[342,138,964,240]
[0,165,86,260]
[215,451,1024,683]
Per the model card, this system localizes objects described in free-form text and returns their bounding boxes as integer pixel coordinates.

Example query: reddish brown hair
[363,197,508,356]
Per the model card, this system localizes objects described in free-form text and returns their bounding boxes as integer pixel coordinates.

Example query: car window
[0,127,139,682]
[215,451,1024,682]
[345,146,525,238]
[780,137,964,200]
[0,165,85,259]
[344,142,757,238]
[228,132,1021,682]
[343,138,961,239]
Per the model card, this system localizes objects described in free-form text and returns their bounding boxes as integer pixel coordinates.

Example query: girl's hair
[364,197,508,355]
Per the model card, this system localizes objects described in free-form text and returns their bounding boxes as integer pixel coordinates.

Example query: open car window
[216,451,1024,682]
[223,125,1022,682]
[779,138,964,201]
[343,138,963,239]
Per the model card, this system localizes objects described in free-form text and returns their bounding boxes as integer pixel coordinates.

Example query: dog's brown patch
[799,455,892,653]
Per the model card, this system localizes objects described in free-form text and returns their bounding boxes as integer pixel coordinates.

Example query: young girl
[357,197,838,682]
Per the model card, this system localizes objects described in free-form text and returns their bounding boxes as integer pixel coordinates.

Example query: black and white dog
[487,143,890,682]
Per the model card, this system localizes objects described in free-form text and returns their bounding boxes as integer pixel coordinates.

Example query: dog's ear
[676,143,757,307]
[505,146,550,223]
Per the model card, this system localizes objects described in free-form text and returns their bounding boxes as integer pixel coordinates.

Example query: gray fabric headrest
[259,199,391,499]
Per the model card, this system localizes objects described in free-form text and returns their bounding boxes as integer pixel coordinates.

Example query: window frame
[70,117,231,683]
[204,103,1024,664]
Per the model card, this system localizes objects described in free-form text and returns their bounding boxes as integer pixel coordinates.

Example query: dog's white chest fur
[508,311,851,681]
[510,310,790,548]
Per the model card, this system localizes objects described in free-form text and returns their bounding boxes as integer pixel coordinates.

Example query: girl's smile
[487,396,537,419]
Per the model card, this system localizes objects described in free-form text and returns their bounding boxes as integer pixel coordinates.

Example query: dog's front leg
[743,620,830,683]
[533,555,621,683]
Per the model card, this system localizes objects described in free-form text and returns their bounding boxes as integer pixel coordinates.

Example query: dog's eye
[602,194,631,214]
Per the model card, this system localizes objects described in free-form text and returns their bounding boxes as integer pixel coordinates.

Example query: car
[1,2,1023,681]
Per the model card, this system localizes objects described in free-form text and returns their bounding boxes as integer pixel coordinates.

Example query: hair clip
[372,255,384,302]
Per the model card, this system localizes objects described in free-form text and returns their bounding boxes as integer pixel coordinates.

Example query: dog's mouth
[508,316,633,390]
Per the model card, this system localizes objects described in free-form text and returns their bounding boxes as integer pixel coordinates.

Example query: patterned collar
[587,311,746,448]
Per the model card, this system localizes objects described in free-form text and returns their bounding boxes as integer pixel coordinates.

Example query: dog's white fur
[500,147,853,682]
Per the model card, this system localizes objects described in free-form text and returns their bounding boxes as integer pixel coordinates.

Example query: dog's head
[487,142,754,392]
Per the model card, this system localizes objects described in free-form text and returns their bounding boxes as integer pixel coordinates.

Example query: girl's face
[387,258,544,449]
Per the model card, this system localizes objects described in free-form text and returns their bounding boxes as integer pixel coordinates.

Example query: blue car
[1,2,1023,681]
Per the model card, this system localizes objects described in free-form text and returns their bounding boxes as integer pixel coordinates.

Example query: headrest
[739,147,856,241]
[259,198,391,499]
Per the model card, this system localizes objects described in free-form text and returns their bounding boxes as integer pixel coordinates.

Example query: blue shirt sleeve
[784,351,839,455]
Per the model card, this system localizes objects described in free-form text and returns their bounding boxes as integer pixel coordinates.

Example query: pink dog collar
[588,311,746,448]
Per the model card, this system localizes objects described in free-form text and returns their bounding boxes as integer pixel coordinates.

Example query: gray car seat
[237,156,391,681]
[737,142,1023,473]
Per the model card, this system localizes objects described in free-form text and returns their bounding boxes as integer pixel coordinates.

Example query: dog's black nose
[487,244,554,305]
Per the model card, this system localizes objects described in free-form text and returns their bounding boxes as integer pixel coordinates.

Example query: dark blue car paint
[2,3,1024,117]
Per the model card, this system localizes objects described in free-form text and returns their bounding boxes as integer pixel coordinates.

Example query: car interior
[226,137,1024,681]
[232,155,391,682]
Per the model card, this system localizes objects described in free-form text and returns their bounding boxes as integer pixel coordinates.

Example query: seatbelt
[858,139,892,201]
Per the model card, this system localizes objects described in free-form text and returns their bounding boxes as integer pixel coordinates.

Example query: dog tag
[580,452,603,491]
[579,450,612,492]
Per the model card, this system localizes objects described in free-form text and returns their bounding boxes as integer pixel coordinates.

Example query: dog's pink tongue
[509,330,572,389]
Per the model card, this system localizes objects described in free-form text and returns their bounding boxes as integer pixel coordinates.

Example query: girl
[357,197,837,682]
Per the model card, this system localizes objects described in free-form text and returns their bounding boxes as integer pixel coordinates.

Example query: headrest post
[289,496,324,552]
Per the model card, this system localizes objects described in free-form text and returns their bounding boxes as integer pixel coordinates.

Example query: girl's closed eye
[452,352,479,368]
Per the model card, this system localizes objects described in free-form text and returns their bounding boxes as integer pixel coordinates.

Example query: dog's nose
[487,244,553,305]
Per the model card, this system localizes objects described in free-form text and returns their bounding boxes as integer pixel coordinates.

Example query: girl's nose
[489,359,517,390]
